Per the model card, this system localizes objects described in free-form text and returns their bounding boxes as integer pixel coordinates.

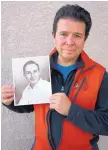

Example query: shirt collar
[50,51,84,70]
[26,78,43,90]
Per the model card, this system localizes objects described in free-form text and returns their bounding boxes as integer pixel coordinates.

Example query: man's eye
[75,34,81,38]
[60,32,67,36]
[26,71,30,74]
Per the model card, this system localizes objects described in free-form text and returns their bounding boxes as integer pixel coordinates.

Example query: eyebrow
[74,32,83,35]
[59,31,83,35]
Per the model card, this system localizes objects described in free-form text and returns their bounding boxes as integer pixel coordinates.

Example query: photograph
[12,56,52,105]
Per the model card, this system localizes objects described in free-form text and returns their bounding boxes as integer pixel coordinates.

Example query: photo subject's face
[24,64,40,85]
[53,18,86,62]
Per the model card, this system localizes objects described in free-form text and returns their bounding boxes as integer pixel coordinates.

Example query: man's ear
[52,32,55,39]
[52,32,56,46]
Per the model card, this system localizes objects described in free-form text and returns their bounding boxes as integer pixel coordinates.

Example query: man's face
[24,64,40,86]
[53,18,86,63]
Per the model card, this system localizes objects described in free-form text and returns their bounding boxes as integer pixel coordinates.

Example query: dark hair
[23,60,39,75]
[53,4,92,40]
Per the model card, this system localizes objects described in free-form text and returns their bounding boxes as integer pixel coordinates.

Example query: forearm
[66,103,108,135]
[2,101,34,113]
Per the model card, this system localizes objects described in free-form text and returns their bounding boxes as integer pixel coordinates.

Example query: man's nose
[66,36,75,45]
[31,72,34,78]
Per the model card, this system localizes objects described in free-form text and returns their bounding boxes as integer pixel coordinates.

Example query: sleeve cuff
[65,103,83,122]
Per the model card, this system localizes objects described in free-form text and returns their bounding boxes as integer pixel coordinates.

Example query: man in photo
[18,60,51,105]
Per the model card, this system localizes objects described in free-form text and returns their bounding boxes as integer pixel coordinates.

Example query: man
[18,60,51,105]
[1,4,108,150]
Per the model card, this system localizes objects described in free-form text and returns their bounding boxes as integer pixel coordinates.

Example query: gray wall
[1,1,108,150]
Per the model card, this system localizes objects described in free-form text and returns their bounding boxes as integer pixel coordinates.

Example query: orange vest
[33,50,105,150]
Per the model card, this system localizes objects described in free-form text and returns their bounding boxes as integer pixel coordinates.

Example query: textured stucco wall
[1,1,108,150]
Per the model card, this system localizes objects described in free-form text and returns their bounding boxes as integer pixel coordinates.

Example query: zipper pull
[61,86,64,92]
[74,82,79,88]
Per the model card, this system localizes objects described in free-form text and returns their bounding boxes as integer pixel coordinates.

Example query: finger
[50,103,56,109]
[2,84,13,87]
[52,93,64,96]
[50,96,59,103]
[2,93,14,99]
[2,97,14,105]
[50,100,56,104]
[49,97,56,101]
[1,87,15,94]
[1,85,14,89]
[49,95,60,100]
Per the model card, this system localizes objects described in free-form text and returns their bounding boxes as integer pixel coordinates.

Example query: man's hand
[1,85,14,105]
[49,93,71,116]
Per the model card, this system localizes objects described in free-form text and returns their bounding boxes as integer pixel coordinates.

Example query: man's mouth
[63,49,75,53]
[30,78,36,81]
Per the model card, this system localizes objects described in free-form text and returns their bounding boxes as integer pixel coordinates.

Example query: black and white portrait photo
[12,56,52,105]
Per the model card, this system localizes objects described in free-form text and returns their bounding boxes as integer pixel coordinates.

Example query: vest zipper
[46,110,56,150]
[61,86,64,92]
[72,76,86,103]
[55,75,66,150]
[46,71,65,150]
[69,65,96,102]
